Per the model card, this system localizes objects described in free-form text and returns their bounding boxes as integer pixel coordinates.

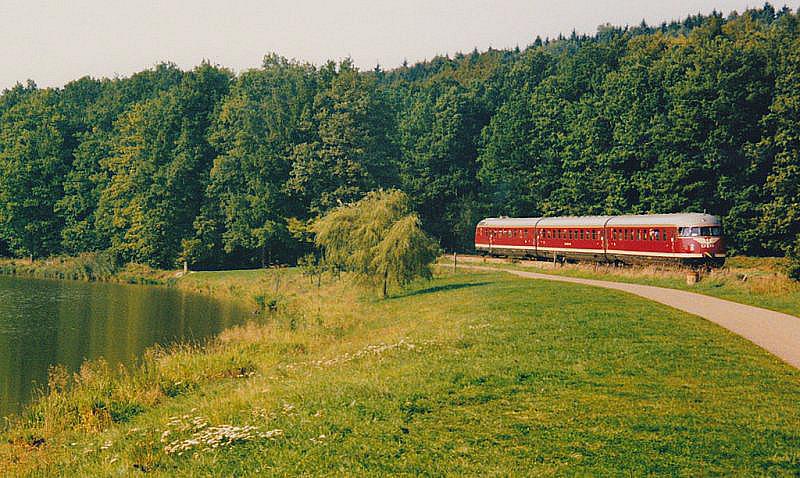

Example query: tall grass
[0,253,179,284]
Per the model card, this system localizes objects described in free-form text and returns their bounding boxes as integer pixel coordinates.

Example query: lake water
[0,276,250,417]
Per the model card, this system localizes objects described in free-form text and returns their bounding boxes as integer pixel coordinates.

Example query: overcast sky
[1,0,797,91]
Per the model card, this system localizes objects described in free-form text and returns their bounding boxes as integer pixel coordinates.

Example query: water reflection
[0,276,249,417]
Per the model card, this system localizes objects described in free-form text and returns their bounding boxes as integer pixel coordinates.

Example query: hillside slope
[3,270,799,476]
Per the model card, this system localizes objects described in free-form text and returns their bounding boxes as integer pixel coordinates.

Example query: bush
[788,236,800,281]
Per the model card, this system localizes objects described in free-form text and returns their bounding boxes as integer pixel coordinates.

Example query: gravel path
[463,265,800,370]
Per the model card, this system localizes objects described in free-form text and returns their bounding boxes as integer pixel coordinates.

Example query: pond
[0,276,250,418]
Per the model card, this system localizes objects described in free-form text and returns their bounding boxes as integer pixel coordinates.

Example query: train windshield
[679,226,722,237]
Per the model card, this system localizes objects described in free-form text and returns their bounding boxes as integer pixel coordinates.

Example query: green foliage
[288,59,397,214]
[0,89,69,258]
[95,63,232,268]
[0,6,799,266]
[313,190,439,297]
[788,236,800,281]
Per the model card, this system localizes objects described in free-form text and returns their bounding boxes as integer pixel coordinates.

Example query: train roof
[477,213,721,228]
[607,213,721,227]
[537,216,612,227]
[477,217,542,227]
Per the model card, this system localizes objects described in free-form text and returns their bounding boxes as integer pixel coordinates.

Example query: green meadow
[455,255,800,319]
[2,268,799,476]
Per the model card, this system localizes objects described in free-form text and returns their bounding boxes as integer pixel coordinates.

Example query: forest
[0,4,798,270]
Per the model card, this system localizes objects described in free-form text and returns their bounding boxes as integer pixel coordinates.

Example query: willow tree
[313,190,439,297]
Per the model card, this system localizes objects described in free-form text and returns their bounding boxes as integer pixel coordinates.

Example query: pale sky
[1,0,797,91]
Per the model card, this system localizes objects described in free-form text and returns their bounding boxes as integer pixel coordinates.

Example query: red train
[475,213,725,266]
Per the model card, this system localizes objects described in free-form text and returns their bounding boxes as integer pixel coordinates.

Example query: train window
[701,226,722,236]
[592,230,597,240]
[662,229,667,240]
[651,229,659,240]
[679,227,706,237]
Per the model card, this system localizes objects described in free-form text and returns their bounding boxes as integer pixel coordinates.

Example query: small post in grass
[686,270,700,285]
[453,252,457,273]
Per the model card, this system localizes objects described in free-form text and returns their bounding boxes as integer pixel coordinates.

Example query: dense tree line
[0,5,798,269]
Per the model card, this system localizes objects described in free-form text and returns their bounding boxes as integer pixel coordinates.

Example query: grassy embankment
[0,254,178,285]
[450,255,800,318]
[2,266,800,476]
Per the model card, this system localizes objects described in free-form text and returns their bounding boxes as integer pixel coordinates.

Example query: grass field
[2,268,800,476]
[451,255,800,319]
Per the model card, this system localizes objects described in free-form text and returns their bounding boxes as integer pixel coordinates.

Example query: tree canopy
[0,4,798,270]
[313,190,439,297]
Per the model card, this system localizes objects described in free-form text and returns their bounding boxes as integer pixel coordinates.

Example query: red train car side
[474,213,725,266]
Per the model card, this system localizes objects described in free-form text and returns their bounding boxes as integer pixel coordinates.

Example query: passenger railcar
[474,213,725,266]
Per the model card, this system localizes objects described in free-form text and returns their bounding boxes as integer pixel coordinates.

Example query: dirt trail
[462,264,800,370]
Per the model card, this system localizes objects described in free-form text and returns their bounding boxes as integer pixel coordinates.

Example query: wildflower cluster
[286,339,419,370]
[160,413,282,455]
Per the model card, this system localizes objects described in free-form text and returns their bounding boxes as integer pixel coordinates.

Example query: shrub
[788,235,800,281]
